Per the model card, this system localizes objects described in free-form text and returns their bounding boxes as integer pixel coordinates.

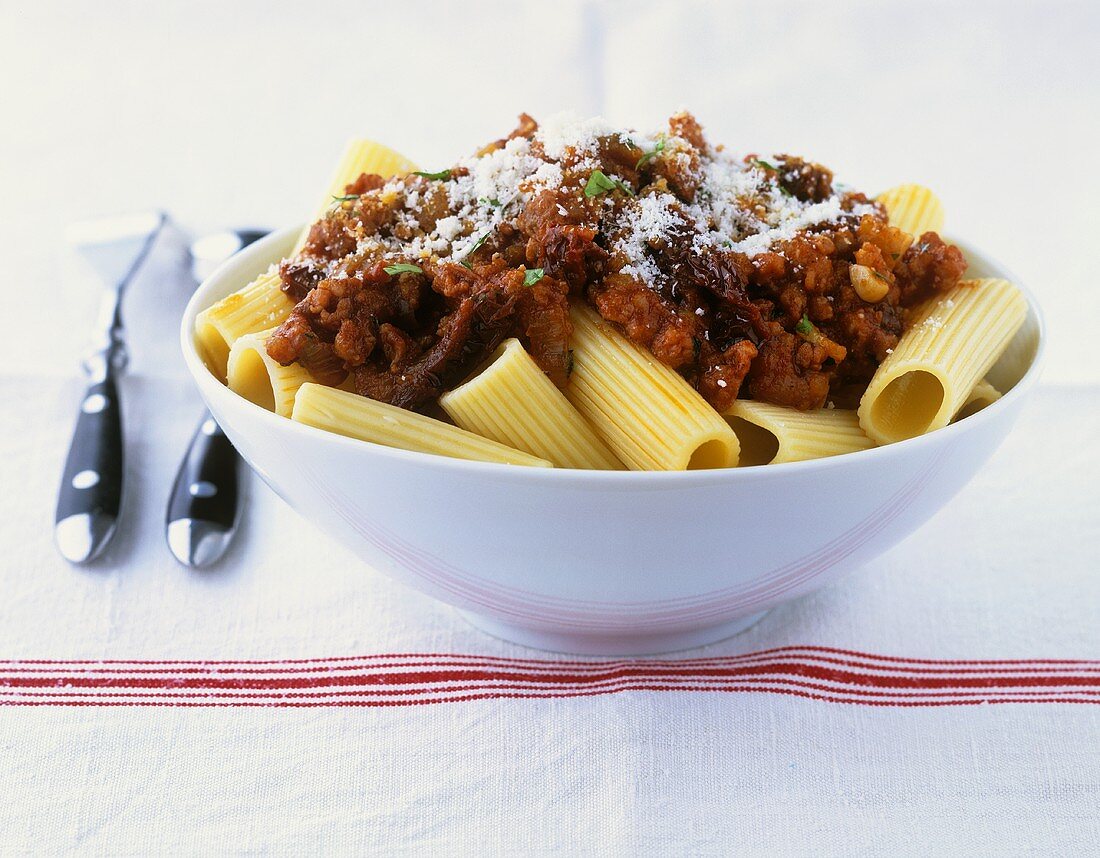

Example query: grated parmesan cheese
[535,111,654,160]
[616,191,686,285]
[349,111,879,281]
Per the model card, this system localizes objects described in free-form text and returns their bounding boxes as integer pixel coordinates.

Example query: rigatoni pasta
[293,139,419,254]
[194,267,292,381]
[197,114,1033,470]
[954,378,1002,422]
[226,329,314,418]
[440,338,622,470]
[858,279,1027,444]
[292,383,551,467]
[724,402,874,466]
[565,305,739,470]
[195,139,418,381]
[876,184,945,235]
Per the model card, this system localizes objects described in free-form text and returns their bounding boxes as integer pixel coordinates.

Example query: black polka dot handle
[54,362,125,564]
[165,412,241,568]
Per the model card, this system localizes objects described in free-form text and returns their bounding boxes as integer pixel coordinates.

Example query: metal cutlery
[165,229,268,567]
[165,412,243,568]
[55,211,167,564]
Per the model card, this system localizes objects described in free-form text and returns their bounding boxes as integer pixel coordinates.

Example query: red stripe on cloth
[0,648,1097,708]
[2,679,1096,703]
[3,665,1100,691]
[1,691,1098,709]
[3,645,1097,668]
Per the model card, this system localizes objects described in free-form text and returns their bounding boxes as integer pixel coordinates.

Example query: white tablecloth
[2,0,1098,853]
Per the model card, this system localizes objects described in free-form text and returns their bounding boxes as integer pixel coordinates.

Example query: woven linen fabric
[2,0,1099,852]
[0,365,1097,852]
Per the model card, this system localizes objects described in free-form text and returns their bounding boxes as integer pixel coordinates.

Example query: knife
[55,211,167,564]
[165,229,268,568]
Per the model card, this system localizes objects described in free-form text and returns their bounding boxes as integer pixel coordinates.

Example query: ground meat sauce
[267,112,966,413]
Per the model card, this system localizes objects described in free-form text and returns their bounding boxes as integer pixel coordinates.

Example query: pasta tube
[226,329,314,418]
[953,378,1002,422]
[293,139,419,254]
[876,184,945,236]
[194,267,292,381]
[197,140,417,378]
[565,305,739,470]
[291,383,552,467]
[724,401,874,466]
[858,278,1027,445]
[440,339,622,470]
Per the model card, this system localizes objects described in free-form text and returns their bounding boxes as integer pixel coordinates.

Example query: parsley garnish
[478,196,502,207]
[795,315,825,346]
[458,231,493,267]
[752,159,778,172]
[413,169,451,181]
[636,136,666,169]
[466,230,491,256]
[384,263,423,276]
[871,269,889,282]
[584,170,634,198]
[331,194,360,203]
[524,268,545,286]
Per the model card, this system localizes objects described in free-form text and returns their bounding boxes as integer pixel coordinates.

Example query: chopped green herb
[460,260,473,270]
[523,268,545,287]
[795,315,825,346]
[752,159,778,172]
[478,196,502,207]
[331,194,360,203]
[384,263,423,276]
[466,230,491,256]
[636,136,666,169]
[584,170,615,196]
[584,170,634,198]
[871,269,889,282]
[413,169,451,181]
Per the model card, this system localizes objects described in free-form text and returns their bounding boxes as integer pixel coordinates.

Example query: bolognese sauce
[266,112,966,413]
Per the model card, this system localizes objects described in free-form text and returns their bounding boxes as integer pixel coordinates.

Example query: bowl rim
[181,224,1047,486]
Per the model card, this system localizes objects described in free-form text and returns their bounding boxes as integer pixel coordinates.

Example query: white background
[2,0,1098,386]
[1,2,1099,854]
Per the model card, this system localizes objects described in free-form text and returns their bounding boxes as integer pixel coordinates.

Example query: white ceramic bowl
[182,226,1045,654]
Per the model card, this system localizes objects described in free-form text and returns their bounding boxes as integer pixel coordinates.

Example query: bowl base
[456,609,771,656]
